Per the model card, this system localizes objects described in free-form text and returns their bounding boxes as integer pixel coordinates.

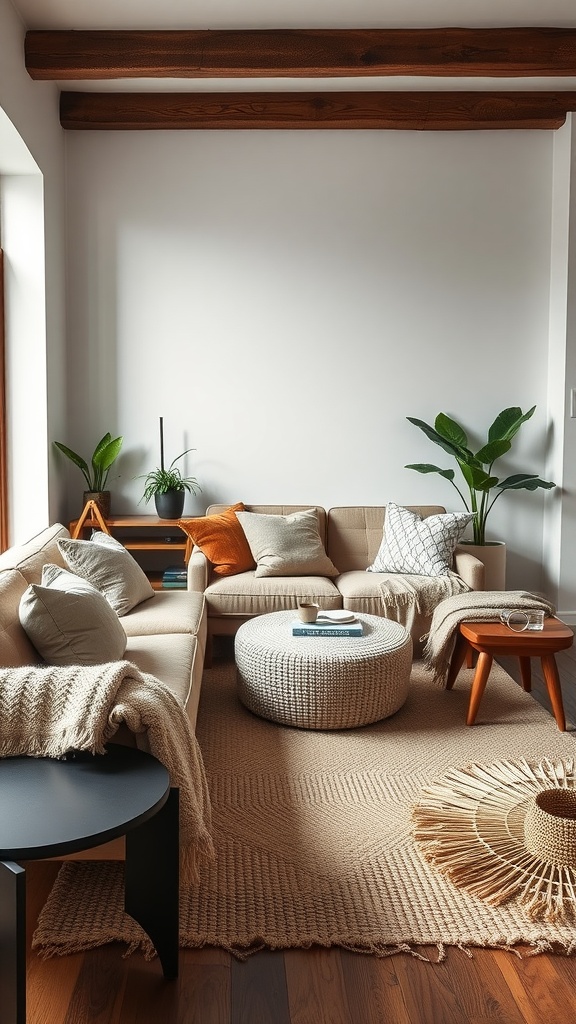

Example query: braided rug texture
[34,654,576,962]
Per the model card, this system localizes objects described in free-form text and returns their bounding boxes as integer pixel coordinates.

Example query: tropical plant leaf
[404,464,455,481]
[53,442,89,477]
[497,474,556,491]
[475,438,511,465]
[97,436,124,471]
[406,417,468,461]
[460,463,498,492]
[488,406,536,443]
[434,413,468,450]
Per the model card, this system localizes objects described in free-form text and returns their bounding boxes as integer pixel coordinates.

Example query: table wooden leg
[518,656,532,692]
[125,787,180,979]
[467,651,493,726]
[540,654,566,731]
[0,860,26,1024]
[446,633,470,690]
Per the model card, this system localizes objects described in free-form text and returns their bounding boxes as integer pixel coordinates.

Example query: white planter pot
[460,541,506,592]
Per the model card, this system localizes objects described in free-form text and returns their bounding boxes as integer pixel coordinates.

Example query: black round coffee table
[0,744,179,1024]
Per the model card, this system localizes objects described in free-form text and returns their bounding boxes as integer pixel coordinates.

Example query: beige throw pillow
[58,532,155,615]
[19,564,127,666]
[236,509,339,578]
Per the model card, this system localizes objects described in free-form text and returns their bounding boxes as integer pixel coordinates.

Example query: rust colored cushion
[178,503,256,577]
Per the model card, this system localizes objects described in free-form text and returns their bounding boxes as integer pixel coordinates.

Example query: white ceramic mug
[297,602,320,623]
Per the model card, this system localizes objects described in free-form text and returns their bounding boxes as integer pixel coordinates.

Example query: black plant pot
[155,489,185,520]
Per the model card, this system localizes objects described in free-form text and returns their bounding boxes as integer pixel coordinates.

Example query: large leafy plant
[54,432,123,491]
[405,406,555,545]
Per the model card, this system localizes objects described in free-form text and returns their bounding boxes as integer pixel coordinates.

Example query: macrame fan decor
[413,758,576,924]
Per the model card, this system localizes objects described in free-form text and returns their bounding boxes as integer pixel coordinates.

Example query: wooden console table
[68,514,192,589]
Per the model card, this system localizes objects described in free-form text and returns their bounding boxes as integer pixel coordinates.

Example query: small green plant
[405,406,555,545]
[53,432,123,491]
[140,449,201,503]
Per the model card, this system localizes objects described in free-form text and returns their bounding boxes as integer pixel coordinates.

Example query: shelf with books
[67,514,191,589]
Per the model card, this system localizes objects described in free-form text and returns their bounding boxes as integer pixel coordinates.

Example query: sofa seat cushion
[124,633,197,709]
[0,570,43,667]
[335,570,390,616]
[121,591,205,638]
[205,571,342,617]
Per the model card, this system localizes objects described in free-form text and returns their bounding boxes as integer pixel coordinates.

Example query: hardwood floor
[24,645,576,1024]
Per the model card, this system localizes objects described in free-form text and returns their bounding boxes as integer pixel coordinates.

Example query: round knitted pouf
[234,610,412,730]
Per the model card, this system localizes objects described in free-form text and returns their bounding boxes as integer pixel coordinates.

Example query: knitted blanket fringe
[0,661,214,878]
[378,571,470,619]
[422,590,556,686]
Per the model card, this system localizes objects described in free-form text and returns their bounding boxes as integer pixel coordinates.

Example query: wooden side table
[446,617,574,729]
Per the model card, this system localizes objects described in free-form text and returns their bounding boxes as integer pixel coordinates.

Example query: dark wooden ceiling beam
[27,28,576,80]
[59,91,576,131]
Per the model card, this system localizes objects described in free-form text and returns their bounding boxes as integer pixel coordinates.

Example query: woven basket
[523,788,576,867]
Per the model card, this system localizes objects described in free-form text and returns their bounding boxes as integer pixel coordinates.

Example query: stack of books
[291,612,363,637]
[162,565,187,589]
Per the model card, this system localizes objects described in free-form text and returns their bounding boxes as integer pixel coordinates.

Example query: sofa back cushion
[327,506,447,573]
[0,523,70,584]
[206,505,328,545]
[0,570,43,666]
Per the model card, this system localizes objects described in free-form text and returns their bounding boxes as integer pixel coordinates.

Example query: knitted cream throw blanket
[378,571,470,624]
[0,660,214,877]
[422,590,556,686]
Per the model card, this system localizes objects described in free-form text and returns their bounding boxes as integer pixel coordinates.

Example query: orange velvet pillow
[178,503,256,577]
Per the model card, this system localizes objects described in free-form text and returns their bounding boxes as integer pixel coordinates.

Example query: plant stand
[71,499,111,539]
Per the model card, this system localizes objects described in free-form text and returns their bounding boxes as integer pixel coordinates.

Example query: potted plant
[405,406,556,589]
[53,432,123,518]
[139,418,201,519]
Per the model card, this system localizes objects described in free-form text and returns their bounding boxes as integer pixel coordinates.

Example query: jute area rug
[34,654,576,962]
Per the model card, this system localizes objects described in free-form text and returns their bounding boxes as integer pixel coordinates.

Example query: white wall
[0,0,66,541]
[64,128,556,592]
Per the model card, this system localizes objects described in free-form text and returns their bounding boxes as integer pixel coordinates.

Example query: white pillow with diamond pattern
[367,502,474,577]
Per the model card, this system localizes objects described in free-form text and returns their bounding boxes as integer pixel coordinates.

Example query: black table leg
[124,787,179,979]
[0,861,26,1024]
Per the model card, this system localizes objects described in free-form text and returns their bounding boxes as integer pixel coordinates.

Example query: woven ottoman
[234,610,412,729]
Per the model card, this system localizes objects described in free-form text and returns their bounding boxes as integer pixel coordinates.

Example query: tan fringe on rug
[413,758,576,923]
[34,658,576,963]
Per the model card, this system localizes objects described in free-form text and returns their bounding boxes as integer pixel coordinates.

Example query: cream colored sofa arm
[187,548,209,592]
[453,546,485,591]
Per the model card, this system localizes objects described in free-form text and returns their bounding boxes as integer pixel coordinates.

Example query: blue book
[291,619,363,637]
[162,565,187,582]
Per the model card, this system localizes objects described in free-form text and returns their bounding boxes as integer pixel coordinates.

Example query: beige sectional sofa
[0,522,207,860]
[188,504,485,658]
